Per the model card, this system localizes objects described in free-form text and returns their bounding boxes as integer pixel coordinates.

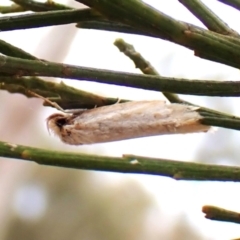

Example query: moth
[46,100,210,145]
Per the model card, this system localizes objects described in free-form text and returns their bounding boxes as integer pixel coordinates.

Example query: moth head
[46,113,69,137]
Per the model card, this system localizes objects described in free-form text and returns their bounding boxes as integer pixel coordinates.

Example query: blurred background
[1,0,240,239]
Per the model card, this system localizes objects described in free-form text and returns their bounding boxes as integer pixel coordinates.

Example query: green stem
[0,39,38,60]
[0,76,127,109]
[76,0,240,68]
[1,55,240,97]
[216,0,240,11]
[179,0,238,35]
[2,141,240,181]
[203,205,240,224]
[0,9,101,31]
[0,4,25,14]
[76,20,150,36]
[11,0,72,11]
[200,117,240,131]
[114,38,182,103]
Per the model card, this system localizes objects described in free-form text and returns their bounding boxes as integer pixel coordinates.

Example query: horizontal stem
[202,205,240,224]
[200,117,240,131]
[1,55,240,97]
[11,0,72,12]
[76,20,151,36]
[2,141,240,181]
[0,8,101,31]
[0,76,127,109]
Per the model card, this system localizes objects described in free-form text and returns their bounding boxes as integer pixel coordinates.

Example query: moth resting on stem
[46,100,211,145]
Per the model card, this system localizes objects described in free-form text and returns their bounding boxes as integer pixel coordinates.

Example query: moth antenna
[27,90,65,112]
[115,98,121,104]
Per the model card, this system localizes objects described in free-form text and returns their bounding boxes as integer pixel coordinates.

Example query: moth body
[47,100,210,145]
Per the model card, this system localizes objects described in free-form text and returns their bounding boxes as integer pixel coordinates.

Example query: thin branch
[114,38,183,103]
[2,141,240,181]
[0,9,102,31]
[216,0,240,12]
[0,76,127,109]
[0,4,25,14]
[200,117,240,131]
[76,0,240,69]
[179,0,238,36]
[202,205,240,224]
[76,20,150,36]
[11,0,72,12]
[0,39,38,60]
[1,55,240,97]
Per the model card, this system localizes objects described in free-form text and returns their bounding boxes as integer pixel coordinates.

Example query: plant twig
[202,205,240,224]
[216,0,240,12]
[76,20,150,36]
[0,4,25,14]
[2,141,240,181]
[199,117,240,131]
[0,76,127,109]
[11,0,72,12]
[179,0,239,36]
[114,38,182,103]
[0,39,38,60]
[0,9,102,31]
[76,0,240,68]
[1,55,240,97]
